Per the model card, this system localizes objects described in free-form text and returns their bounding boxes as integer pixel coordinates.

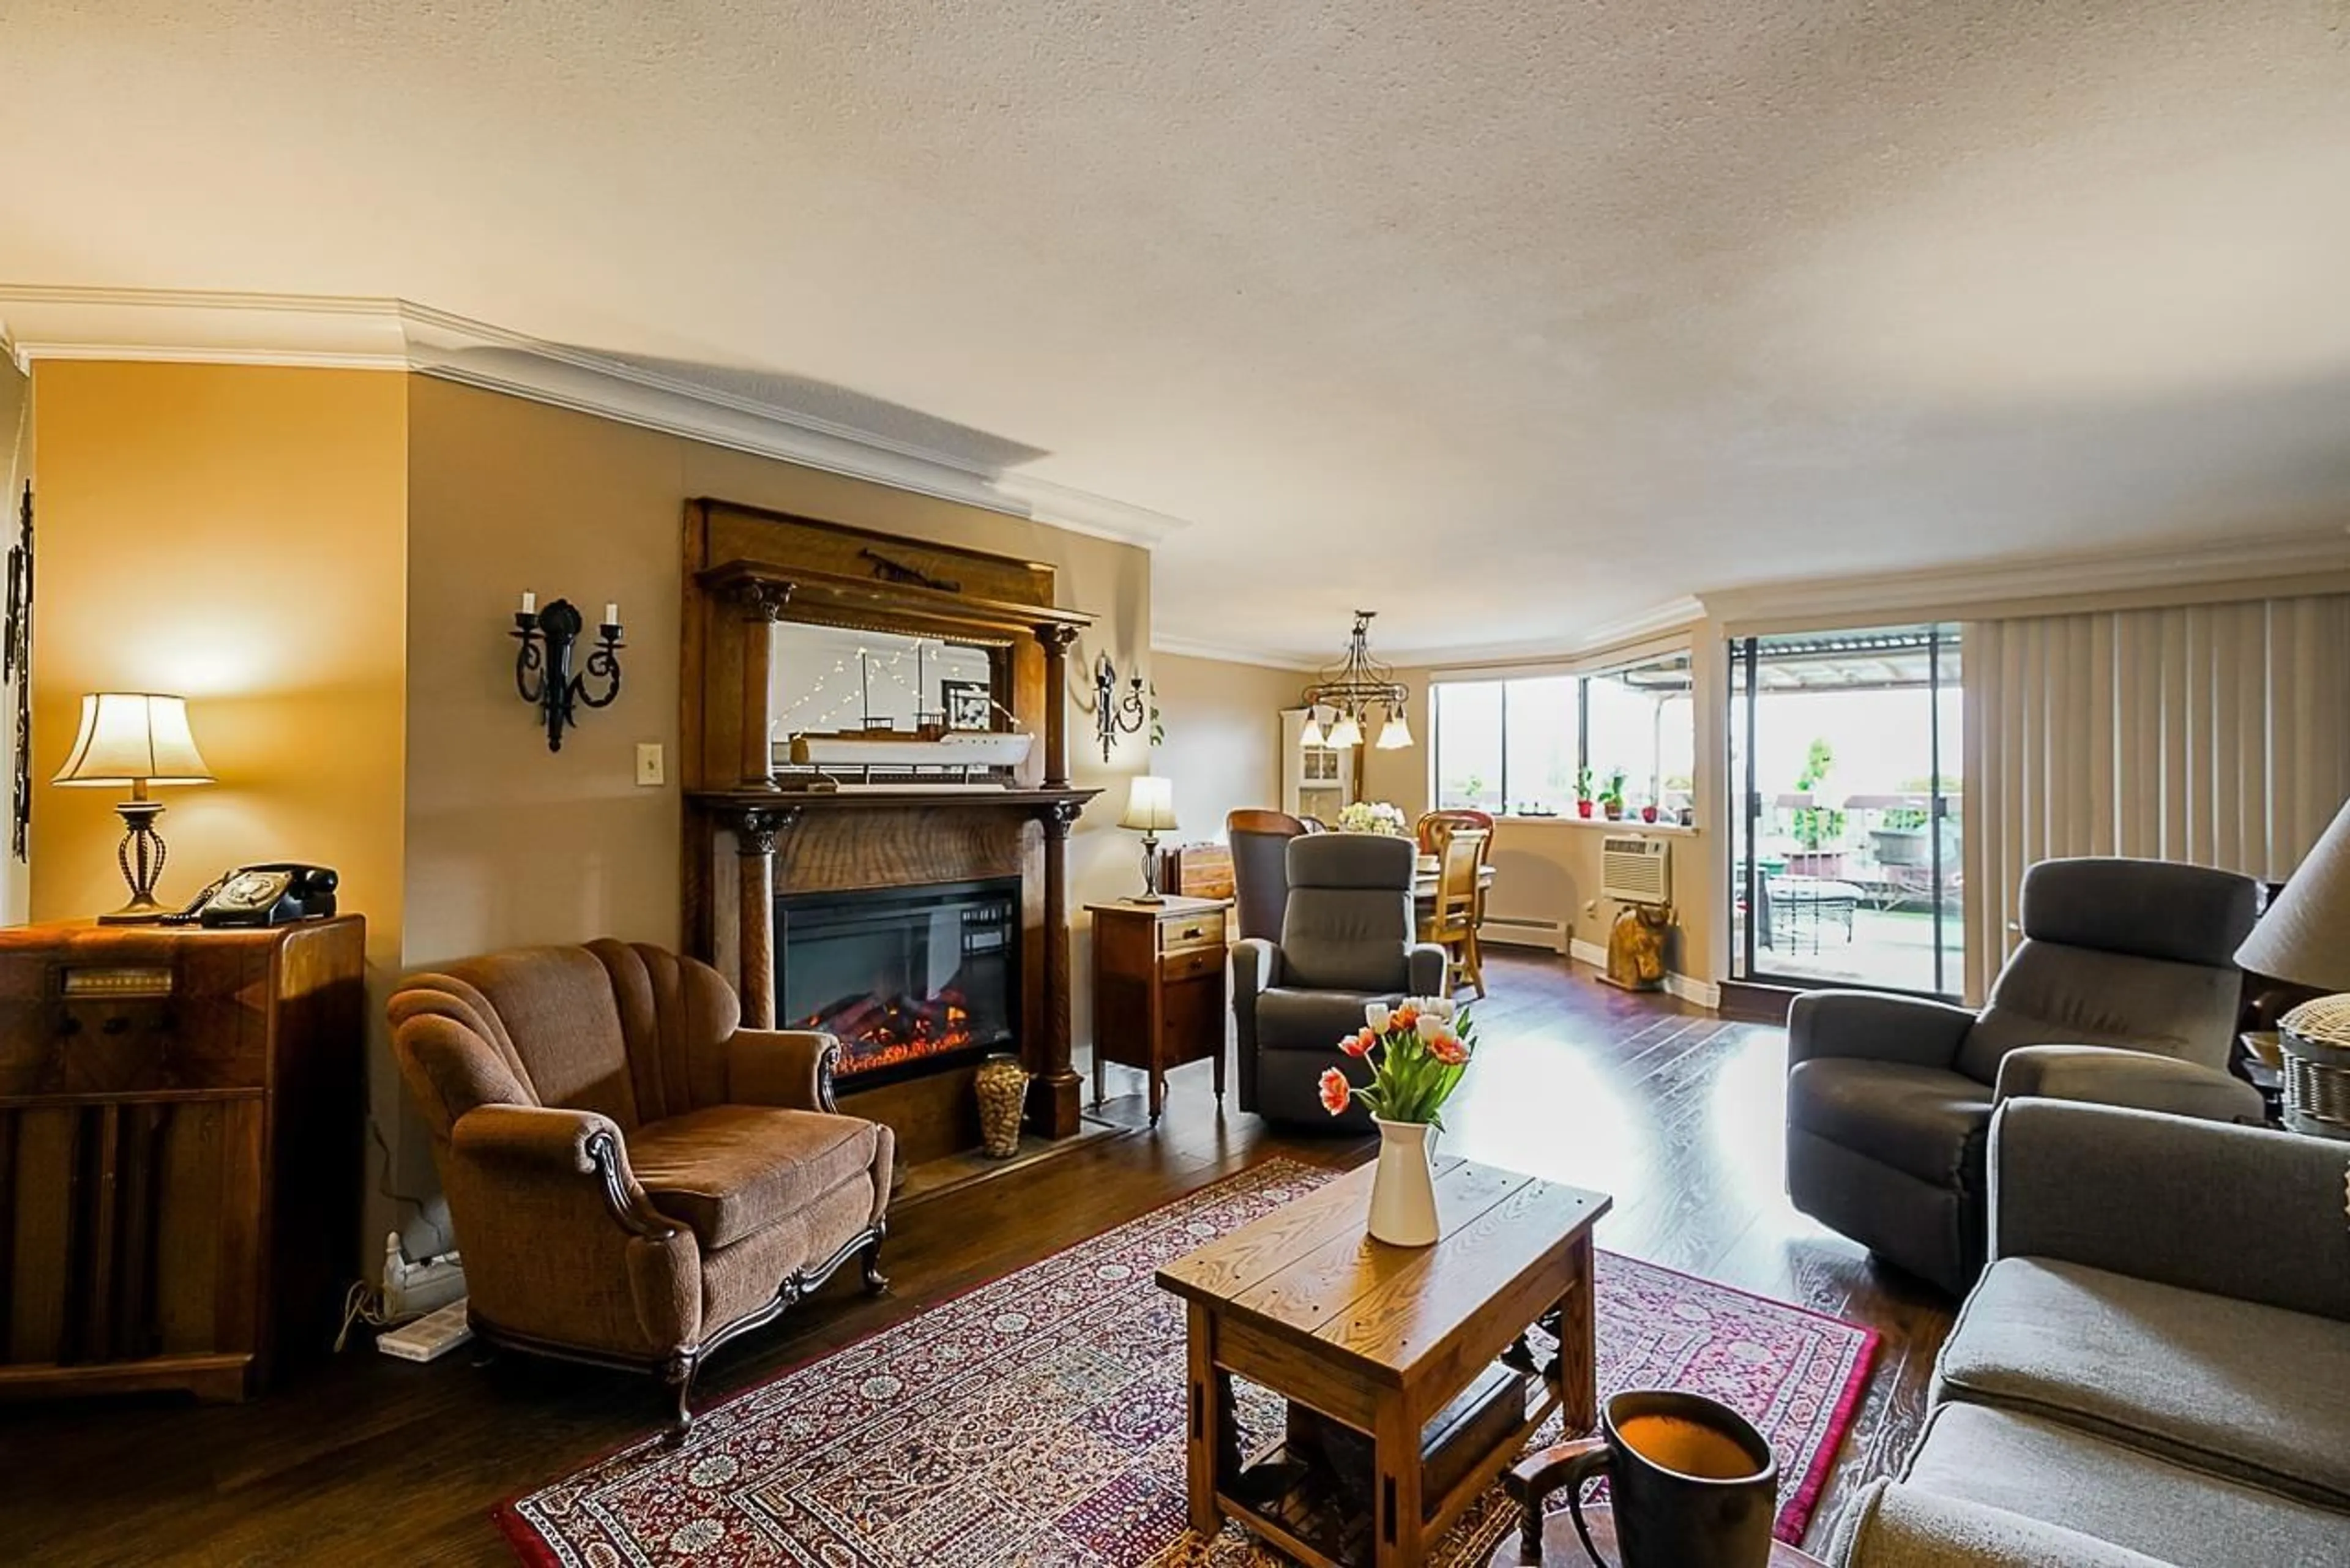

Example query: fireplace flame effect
[797,990,977,1075]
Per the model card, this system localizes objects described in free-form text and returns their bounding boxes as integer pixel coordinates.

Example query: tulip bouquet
[1319,996,1476,1126]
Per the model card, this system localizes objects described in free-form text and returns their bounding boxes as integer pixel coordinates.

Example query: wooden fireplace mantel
[679,498,1100,1160]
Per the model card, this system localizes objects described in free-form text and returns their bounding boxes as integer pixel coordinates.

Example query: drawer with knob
[1157,909,1227,957]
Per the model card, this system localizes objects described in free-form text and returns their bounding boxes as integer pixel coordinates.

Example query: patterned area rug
[502,1160,1877,1566]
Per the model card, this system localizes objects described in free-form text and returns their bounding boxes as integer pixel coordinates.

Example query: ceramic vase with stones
[974,1053,1029,1159]
[1368,1116,1441,1246]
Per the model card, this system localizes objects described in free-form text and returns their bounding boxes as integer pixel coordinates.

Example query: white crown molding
[1701,531,2350,631]
[0,285,1188,550]
[1147,634,1319,672]
[1384,595,1707,670]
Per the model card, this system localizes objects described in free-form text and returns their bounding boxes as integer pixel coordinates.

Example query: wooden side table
[1087,896,1228,1125]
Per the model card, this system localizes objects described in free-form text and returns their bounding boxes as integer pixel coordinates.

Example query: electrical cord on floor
[333,1280,394,1354]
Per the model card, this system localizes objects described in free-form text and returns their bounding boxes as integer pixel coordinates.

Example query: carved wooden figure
[1603,902,1673,991]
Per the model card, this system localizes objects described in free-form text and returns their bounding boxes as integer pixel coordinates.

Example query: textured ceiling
[3,2,2348,659]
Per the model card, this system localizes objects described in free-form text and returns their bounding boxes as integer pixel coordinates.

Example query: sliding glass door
[1729,626,1963,997]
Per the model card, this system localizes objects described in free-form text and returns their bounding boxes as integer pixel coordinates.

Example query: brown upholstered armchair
[388,940,891,1436]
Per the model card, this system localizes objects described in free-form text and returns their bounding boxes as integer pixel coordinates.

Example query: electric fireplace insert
[775,877,1020,1086]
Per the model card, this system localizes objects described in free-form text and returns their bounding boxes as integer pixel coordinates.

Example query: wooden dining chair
[1417,808,1495,931]
[1420,822,1491,998]
[1414,808,1494,853]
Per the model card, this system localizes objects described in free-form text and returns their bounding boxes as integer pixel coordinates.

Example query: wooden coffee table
[1156,1157,1611,1567]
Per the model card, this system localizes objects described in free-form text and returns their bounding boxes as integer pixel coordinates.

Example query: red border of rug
[493,1155,1880,1560]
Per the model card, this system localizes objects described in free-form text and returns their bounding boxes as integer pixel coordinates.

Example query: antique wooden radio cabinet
[0,917,365,1402]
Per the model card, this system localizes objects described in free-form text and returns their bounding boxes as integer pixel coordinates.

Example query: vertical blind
[1963,595,2350,1001]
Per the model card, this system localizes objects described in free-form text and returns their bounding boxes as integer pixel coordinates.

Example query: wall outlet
[635,742,665,786]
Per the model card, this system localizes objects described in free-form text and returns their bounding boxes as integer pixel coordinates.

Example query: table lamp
[53,692,215,924]
[2234,794,2350,1138]
[1119,774,1179,904]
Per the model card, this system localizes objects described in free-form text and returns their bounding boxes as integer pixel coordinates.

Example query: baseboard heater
[1479,915,1569,954]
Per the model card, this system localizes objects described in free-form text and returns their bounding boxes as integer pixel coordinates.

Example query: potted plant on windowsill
[1600,769,1627,821]
[1319,998,1477,1245]
[1575,766,1595,819]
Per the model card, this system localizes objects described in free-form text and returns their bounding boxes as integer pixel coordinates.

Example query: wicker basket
[2277,996,2350,1141]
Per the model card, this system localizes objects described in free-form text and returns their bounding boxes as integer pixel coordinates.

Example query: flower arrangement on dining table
[1335,799,1411,837]
[1318,996,1476,1123]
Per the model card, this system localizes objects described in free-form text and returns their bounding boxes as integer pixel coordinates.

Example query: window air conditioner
[1600,836,1671,905]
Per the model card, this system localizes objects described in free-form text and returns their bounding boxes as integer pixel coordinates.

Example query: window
[1502,676,1578,815]
[1430,653,1693,818]
[1433,682,1502,811]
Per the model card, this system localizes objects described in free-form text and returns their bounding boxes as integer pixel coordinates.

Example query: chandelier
[1299,610,1414,750]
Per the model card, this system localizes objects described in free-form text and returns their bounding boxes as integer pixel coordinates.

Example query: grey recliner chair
[1234,834,1447,1128]
[1785,857,2261,1295]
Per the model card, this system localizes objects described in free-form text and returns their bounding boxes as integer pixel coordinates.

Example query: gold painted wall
[29,363,408,949]
[0,353,29,927]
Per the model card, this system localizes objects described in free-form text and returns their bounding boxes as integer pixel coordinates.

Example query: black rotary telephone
[163,863,339,927]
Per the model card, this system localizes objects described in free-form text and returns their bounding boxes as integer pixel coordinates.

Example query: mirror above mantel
[769,622,1028,788]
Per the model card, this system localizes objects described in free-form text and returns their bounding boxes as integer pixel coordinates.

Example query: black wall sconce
[1092,651,1147,764]
[513,592,624,752]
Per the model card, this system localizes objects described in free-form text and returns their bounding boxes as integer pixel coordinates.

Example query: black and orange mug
[1553,1389,1780,1568]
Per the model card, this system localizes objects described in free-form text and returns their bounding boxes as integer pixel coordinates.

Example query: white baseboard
[1665,973,1723,1009]
[1567,938,1719,1010]
[1480,915,1570,954]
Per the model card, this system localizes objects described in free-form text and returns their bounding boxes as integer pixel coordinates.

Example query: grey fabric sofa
[1828,1099,2350,1567]
[1233,833,1445,1128]
[1787,857,2262,1294]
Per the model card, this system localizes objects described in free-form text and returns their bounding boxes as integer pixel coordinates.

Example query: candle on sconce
[603,602,621,627]
[520,591,537,615]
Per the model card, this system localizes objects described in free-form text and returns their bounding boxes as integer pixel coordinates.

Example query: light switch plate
[635,742,665,786]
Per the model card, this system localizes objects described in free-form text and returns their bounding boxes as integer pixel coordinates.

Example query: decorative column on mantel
[1037,622,1077,790]
[1031,621,1084,1137]
[728,805,797,1029]
[731,580,794,786]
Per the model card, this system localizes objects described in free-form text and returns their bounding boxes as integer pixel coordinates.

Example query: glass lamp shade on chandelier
[1298,610,1414,752]
[53,692,214,923]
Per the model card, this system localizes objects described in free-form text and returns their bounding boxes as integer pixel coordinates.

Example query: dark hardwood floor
[0,951,1952,1566]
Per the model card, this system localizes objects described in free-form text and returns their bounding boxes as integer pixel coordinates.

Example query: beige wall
[1148,651,1297,841]
[1362,659,1719,984]
[405,376,1150,972]
[398,381,1151,1239]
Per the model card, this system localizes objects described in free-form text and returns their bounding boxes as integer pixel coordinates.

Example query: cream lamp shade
[2237,795,2350,1138]
[54,693,215,789]
[1118,775,1179,833]
[2236,796,2350,991]
[1118,775,1177,903]
[53,693,213,924]
[1375,709,1414,750]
